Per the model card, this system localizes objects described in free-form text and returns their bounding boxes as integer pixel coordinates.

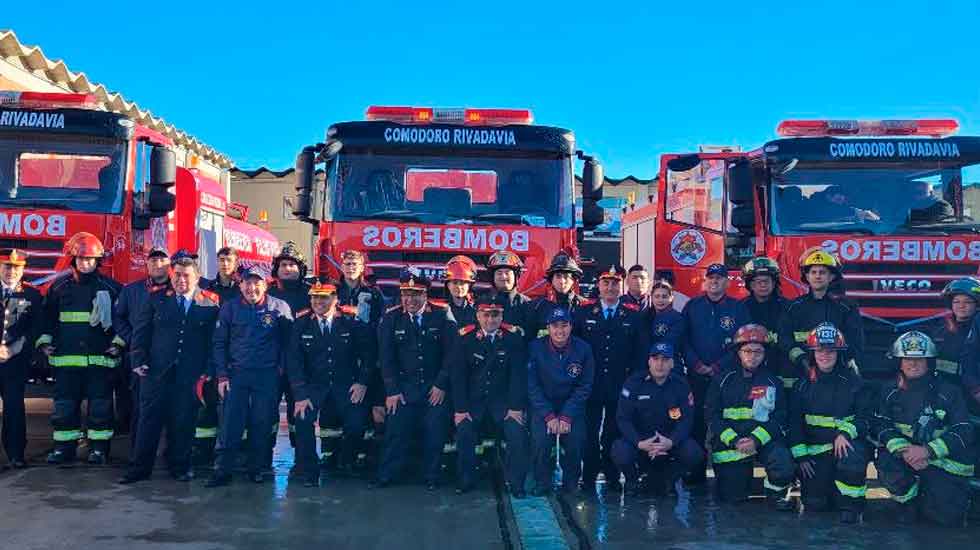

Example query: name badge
[473,353,485,360]
[638,395,650,400]
[749,386,767,400]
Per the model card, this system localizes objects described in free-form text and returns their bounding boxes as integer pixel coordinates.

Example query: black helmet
[941,277,980,305]
[272,241,308,279]
[545,253,583,278]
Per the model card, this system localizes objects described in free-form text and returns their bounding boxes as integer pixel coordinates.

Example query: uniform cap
[598,264,627,281]
[399,267,430,291]
[475,294,506,312]
[0,248,27,267]
[147,247,169,259]
[309,281,338,296]
[242,265,271,280]
[649,342,674,358]
[706,263,728,277]
[545,307,572,325]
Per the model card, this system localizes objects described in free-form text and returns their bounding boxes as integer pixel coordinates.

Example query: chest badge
[566,363,583,378]
[720,316,735,331]
[655,323,668,336]
[261,313,275,328]
[669,407,682,420]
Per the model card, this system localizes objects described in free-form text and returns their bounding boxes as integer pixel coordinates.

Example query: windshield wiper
[902,221,980,233]
[472,213,533,225]
[360,210,427,222]
[0,199,77,210]
[793,226,876,235]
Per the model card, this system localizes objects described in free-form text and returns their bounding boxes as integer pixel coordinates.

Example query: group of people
[0,232,976,527]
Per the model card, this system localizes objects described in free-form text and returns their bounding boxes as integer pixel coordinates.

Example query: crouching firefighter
[705,324,795,509]
[288,281,373,486]
[38,232,122,465]
[788,323,873,523]
[875,331,976,527]
[451,294,529,497]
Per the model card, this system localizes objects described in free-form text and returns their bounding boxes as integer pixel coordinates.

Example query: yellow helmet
[799,247,841,281]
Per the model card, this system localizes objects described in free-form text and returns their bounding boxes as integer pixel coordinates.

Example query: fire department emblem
[668,407,682,420]
[655,323,668,336]
[566,363,583,378]
[720,316,735,330]
[261,313,275,327]
[669,229,707,266]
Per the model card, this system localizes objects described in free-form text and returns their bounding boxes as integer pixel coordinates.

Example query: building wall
[230,170,314,261]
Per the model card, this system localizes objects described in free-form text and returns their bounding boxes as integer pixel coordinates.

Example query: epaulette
[621,302,640,312]
[427,301,448,310]
[200,289,220,303]
[386,304,403,314]
[339,305,358,316]
[295,308,312,318]
[579,298,596,306]
[501,322,523,335]
[459,324,477,336]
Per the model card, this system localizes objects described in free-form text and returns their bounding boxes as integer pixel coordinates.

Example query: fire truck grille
[841,262,977,314]
[0,238,62,275]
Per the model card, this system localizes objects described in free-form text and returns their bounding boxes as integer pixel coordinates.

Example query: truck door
[197,209,223,279]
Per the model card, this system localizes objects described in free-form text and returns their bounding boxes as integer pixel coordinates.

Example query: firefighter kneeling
[788,323,873,523]
[705,324,795,509]
[874,331,976,527]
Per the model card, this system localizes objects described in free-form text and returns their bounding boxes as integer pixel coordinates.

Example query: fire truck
[292,106,604,298]
[622,119,980,374]
[0,90,278,286]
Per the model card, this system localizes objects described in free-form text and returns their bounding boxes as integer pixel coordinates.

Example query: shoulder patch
[199,289,220,304]
[339,305,358,316]
[621,302,640,312]
[500,322,524,335]
[428,301,448,310]
[459,324,477,336]
[579,298,596,306]
[295,308,312,318]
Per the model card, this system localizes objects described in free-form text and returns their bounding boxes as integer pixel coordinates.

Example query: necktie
[320,319,327,335]
[177,295,186,313]
[604,308,612,320]
[414,314,422,329]
[1,289,8,300]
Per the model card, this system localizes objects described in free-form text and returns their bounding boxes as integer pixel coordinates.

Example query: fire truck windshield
[0,133,125,213]
[327,150,574,227]
[769,160,980,235]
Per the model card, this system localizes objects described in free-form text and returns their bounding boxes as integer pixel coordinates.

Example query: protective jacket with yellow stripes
[39,271,122,367]
[777,291,864,370]
[788,365,874,461]
[874,373,976,478]
[705,365,787,464]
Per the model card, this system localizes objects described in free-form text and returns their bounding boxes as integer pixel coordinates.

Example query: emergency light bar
[0,91,102,110]
[365,105,533,125]
[777,119,959,138]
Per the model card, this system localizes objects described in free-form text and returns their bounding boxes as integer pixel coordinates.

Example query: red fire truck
[0,91,277,286]
[293,106,604,298]
[622,119,980,373]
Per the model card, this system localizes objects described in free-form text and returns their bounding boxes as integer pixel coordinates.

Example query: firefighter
[573,264,649,492]
[201,247,242,303]
[622,264,652,314]
[788,323,873,523]
[38,232,122,465]
[483,250,531,337]
[205,266,293,487]
[451,294,529,497]
[120,252,220,483]
[681,263,749,483]
[335,249,385,472]
[528,252,593,340]
[875,331,976,527]
[0,249,43,468]
[443,255,477,327]
[933,277,980,387]
[740,257,795,388]
[267,241,312,467]
[113,247,171,460]
[374,269,455,490]
[778,247,864,375]
[528,307,595,496]
[649,280,685,364]
[288,280,374,487]
[705,324,795,509]
[611,342,703,497]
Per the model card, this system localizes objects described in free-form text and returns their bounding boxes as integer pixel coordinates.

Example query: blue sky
[5,1,980,178]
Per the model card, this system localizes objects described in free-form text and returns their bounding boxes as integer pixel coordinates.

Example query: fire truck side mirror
[293,149,315,219]
[728,160,754,204]
[581,155,604,201]
[146,146,176,216]
[581,201,604,229]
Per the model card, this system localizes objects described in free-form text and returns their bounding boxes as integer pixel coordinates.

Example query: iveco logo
[872,279,932,292]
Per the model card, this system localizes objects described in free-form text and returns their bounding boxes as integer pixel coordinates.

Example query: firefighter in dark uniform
[267,241,311,467]
[288,280,374,486]
[681,263,749,482]
[611,342,704,496]
[649,280,685,361]
[933,278,980,387]
[451,294,529,496]
[39,232,122,466]
[443,255,477,328]
[205,265,293,487]
[335,249,386,470]
[778,247,864,375]
[788,323,873,523]
[957,280,980,476]
[875,331,976,527]
[621,264,652,315]
[119,251,220,483]
[195,246,241,465]
[374,268,455,490]
[0,249,43,468]
[573,264,649,492]
[484,250,532,338]
[528,307,595,495]
[113,246,171,459]
[705,324,795,509]
[740,257,795,388]
[528,252,593,340]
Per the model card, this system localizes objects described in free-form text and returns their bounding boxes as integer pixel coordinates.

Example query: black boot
[87,449,108,465]
[47,447,76,466]
[767,489,795,512]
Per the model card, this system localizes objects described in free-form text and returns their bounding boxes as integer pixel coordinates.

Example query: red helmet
[487,250,523,274]
[444,255,478,283]
[66,232,105,258]
[733,324,769,347]
[806,322,847,350]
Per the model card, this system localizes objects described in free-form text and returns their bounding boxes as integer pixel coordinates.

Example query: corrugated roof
[231,166,655,185]
[0,29,231,168]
